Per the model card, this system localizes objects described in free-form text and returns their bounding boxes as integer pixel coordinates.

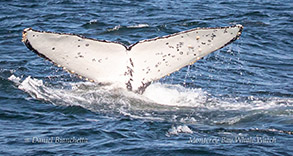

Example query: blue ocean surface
[0,0,293,155]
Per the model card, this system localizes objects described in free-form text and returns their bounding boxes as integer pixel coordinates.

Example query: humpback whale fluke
[22,25,243,94]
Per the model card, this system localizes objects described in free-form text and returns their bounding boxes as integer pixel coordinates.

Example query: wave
[107,24,150,32]
[8,75,293,124]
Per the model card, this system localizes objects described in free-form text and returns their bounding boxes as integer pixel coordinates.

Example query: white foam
[85,118,100,122]
[107,24,149,31]
[8,75,293,122]
[119,110,164,121]
[143,83,207,107]
[127,24,149,28]
[8,75,21,84]
[89,19,98,24]
[17,76,88,106]
[166,125,193,136]
[107,25,121,31]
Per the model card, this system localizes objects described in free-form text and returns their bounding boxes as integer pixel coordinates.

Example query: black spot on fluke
[211,33,216,40]
[129,58,134,67]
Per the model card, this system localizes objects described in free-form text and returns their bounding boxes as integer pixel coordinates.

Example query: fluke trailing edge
[22,25,243,94]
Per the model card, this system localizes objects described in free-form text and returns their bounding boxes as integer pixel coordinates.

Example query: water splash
[143,83,207,107]
[166,125,193,137]
[8,75,293,124]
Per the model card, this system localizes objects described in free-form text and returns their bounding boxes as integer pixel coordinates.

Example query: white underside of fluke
[22,25,243,93]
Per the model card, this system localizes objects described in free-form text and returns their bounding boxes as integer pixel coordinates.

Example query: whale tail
[22,25,243,94]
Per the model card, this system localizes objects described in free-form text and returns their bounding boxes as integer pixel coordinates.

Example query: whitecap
[127,24,149,28]
[166,125,193,136]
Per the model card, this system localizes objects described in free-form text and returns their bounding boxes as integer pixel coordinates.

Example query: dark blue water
[1,0,293,155]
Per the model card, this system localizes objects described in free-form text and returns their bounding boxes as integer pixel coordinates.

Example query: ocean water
[1,0,293,155]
